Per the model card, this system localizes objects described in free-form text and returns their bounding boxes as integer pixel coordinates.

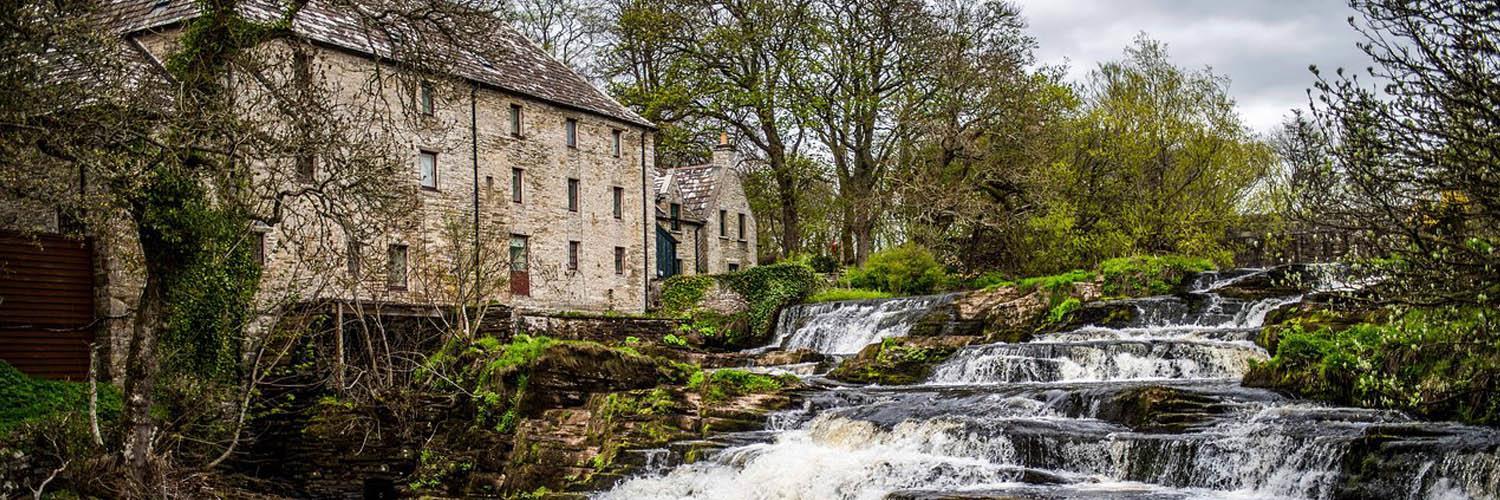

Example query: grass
[806,288,895,303]
[1,360,121,433]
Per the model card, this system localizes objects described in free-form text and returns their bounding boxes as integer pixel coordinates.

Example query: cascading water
[599,268,1500,500]
[769,294,954,355]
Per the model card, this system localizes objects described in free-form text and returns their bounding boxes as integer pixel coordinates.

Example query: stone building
[652,136,758,278]
[0,1,657,379]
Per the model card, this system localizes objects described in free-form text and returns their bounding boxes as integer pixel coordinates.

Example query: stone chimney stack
[711,131,736,167]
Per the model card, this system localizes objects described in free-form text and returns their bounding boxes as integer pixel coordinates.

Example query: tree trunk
[769,147,801,257]
[120,271,163,482]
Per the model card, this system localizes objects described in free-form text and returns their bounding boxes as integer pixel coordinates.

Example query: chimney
[711,131,736,167]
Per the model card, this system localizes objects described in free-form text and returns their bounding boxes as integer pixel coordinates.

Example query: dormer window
[670,203,681,231]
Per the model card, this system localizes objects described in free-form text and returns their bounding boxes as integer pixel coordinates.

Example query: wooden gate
[0,231,95,380]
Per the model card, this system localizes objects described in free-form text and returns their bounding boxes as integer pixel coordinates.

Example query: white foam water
[597,268,1500,499]
[770,294,953,355]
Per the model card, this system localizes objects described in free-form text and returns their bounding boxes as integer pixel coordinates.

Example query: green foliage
[662,334,688,348]
[1248,307,1500,424]
[409,448,473,493]
[1013,269,1096,292]
[0,361,121,434]
[717,263,821,343]
[688,369,793,403]
[842,243,950,295]
[659,275,715,316]
[807,288,894,303]
[1047,298,1082,324]
[141,167,261,382]
[1097,255,1214,297]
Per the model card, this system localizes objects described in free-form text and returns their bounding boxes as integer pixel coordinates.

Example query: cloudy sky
[1012,0,1373,135]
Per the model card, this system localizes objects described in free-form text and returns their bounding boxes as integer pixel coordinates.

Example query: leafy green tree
[1289,0,1498,306]
[1032,36,1272,270]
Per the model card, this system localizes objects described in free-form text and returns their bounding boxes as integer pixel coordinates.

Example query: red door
[509,235,530,297]
[0,231,95,380]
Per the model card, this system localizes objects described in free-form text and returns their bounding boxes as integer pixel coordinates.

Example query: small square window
[509,104,523,137]
[568,241,580,271]
[387,244,408,290]
[728,263,740,273]
[418,151,437,189]
[419,81,434,116]
[511,168,524,203]
[567,178,579,212]
[612,130,622,157]
[565,118,578,148]
[612,187,623,219]
[614,246,625,275]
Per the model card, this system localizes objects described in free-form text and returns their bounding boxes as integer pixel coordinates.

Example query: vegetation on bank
[806,288,894,303]
[1246,307,1499,425]
[828,337,970,386]
[659,263,821,349]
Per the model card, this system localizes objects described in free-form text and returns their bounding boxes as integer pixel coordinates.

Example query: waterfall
[598,268,1500,499]
[768,294,953,355]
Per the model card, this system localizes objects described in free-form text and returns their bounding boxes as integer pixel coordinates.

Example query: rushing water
[601,268,1500,499]
[770,294,955,355]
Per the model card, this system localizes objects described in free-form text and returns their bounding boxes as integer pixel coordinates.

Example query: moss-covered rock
[829,336,976,385]
[658,264,821,350]
[1244,306,1500,426]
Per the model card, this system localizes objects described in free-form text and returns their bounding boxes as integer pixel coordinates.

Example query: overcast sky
[1012,0,1373,135]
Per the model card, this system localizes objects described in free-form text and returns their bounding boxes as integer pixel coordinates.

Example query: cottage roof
[653,164,723,221]
[106,0,652,128]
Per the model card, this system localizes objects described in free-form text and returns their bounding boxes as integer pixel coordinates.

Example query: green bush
[659,275,715,315]
[843,243,949,295]
[1247,307,1500,425]
[1097,255,1214,297]
[0,361,121,434]
[807,288,894,303]
[808,255,839,274]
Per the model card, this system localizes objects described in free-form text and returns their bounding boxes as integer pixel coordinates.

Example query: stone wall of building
[703,168,758,272]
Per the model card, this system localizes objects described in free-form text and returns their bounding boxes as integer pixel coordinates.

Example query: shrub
[843,243,949,295]
[1097,255,1214,297]
[807,288,894,303]
[659,275,715,315]
[808,254,839,274]
[718,263,821,343]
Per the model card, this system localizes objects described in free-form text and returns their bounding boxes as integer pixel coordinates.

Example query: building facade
[0,1,657,380]
[653,139,759,279]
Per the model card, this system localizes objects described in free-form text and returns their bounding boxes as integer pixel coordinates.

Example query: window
[387,244,408,290]
[511,168,524,203]
[565,118,577,148]
[419,81,434,116]
[614,246,625,275]
[567,178,579,212]
[612,187,623,219]
[418,150,437,189]
[568,241,580,271]
[509,104,523,137]
[612,130,622,157]
[509,235,528,272]
[252,232,266,267]
[719,209,727,237]
[296,154,315,183]
[728,263,740,273]
[738,213,746,240]
[347,240,361,277]
[670,203,681,231]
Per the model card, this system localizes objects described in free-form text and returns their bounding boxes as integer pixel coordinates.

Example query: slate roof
[105,0,652,128]
[653,164,721,221]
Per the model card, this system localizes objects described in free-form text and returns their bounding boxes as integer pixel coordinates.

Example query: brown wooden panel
[0,231,95,380]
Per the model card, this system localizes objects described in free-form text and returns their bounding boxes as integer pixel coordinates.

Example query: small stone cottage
[653,136,758,279]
